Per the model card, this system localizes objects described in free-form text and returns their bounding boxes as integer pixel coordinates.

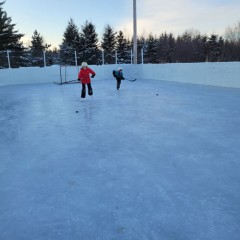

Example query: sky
[3,0,240,49]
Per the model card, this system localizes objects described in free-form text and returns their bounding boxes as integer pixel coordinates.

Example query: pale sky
[4,0,240,49]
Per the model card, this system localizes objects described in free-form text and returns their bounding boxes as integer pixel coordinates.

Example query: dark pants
[81,83,93,98]
[116,78,121,90]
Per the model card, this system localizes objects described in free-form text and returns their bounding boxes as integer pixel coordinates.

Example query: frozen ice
[0,79,240,240]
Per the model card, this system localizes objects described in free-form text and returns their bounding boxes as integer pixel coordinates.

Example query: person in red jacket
[78,62,96,99]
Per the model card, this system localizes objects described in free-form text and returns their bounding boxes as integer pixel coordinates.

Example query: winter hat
[118,67,123,71]
[81,62,88,67]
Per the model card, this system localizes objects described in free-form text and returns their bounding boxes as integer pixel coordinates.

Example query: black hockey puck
[76,111,79,113]
[156,94,159,96]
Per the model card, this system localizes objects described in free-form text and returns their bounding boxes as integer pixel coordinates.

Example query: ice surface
[0,79,240,240]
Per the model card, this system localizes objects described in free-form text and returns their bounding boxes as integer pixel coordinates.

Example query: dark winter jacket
[113,70,124,80]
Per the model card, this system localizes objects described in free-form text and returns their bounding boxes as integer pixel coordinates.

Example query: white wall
[0,66,60,86]
[142,62,240,88]
[0,62,239,88]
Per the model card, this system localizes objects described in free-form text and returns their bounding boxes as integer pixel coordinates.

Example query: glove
[122,77,125,80]
[91,74,95,78]
[78,78,81,82]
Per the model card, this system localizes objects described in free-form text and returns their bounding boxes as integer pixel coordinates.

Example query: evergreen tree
[137,35,147,63]
[158,33,175,63]
[178,31,193,62]
[47,47,61,65]
[79,21,99,65]
[0,1,24,50]
[101,25,116,64]
[218,37,224,61]
[167,33,175,63]
[60,18,80,65]
[145,34,158,63]
[191,34,207,62]
[28,30,51,66]
[116,31,130,63]
[206,34,223,62]
[0,1,24,67]
[30,30,50,52]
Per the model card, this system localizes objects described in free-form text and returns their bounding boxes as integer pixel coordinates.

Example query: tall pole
[133,0,137,64]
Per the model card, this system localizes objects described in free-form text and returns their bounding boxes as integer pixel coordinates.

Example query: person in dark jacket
[112,67,125,90]
[78,62,96,99]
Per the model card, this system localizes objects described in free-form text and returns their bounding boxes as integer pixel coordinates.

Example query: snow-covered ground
[0,76,240,240]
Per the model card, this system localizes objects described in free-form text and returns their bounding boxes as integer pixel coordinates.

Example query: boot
[81,89,86,98]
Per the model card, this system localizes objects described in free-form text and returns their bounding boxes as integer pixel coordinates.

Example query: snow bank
[0,62,239,88]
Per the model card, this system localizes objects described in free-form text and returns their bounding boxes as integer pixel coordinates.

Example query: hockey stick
[53,79,81,85]
[124,78,137,82]
[65,79,80,84]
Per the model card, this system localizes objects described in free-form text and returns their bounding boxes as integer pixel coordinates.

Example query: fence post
[115,50,117,65]
[74,51,78,66]
[102,50,104,65]
[43,51,46,67]
[7,50,11,68]
[141,48,144,64]
[131,50,133,64]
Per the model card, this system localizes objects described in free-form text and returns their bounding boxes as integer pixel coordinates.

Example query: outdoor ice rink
[0,78,240,240]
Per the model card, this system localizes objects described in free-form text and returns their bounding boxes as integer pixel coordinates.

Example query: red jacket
[78,67,95,84]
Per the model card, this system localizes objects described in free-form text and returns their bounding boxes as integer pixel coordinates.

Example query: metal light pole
[133,0,137,64]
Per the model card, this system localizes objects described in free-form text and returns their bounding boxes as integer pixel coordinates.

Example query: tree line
[0,1,240,68]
